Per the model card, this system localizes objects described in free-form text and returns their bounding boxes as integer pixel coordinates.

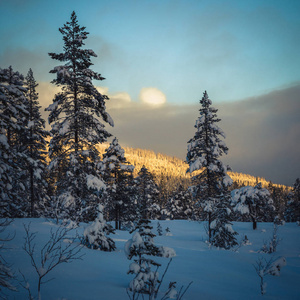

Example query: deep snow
[2,219,300,300]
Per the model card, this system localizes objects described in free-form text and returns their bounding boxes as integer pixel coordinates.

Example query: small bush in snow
[21,223,83,300]
[157,222,163,236]
[254,256,286,295]
[0,219,17,296]
[165,227,172,236]
[82,205,116,251]
[125,219,177,299]
[260,224,280,254]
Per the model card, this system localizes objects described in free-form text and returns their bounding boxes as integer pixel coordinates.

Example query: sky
[0,0,299,185]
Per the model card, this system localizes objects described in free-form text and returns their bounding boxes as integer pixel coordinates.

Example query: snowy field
[2,219,300,300]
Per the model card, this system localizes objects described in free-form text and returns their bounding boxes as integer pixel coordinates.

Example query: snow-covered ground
[2,219,300,299]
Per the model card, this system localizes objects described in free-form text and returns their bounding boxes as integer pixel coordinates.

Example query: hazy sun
[139,87,166,106]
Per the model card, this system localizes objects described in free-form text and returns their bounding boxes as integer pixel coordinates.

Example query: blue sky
[1,0,299,103]
[0,0,299,185]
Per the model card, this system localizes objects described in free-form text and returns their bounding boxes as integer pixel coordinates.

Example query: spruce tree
[0,66,29,217]
[186,91,236,247]
[46,11,113,221]
[101,137,135,229]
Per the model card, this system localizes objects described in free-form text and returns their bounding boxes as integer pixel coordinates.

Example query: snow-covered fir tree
[82,204,116,251]
[166,185,193,220]
[231,183,275,229]
[46,11,113,221]
[21,68,49,217]
[125,219,175,299]
[186,91,236,247]
[101,137,135,229]
[285,178,300,222]
[0,66,29,217]
[135,166,160,220]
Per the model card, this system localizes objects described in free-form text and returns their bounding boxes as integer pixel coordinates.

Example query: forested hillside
[97,143,290,193]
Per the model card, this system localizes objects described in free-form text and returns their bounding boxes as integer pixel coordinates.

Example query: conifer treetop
[186,90,230,178]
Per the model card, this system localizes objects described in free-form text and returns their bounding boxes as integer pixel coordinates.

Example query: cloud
[139,87,167,106]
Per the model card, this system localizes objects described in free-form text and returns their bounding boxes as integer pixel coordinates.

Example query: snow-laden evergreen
[231,183,275,229]
[166,185,193,220]
[21,69,49,217]
[46,12,113,221]
[210,195,238,249]
[82,204,116,251]
[0,66,29,217]
[285,178,300,223]
[101,137,135,229]
[186,91,237,248]
[135,166,160,220]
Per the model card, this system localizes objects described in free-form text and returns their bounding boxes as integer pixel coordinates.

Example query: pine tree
[0,66,29,217]
[135,166,160,220]
[231,183,275,229]
[101,137,135,229]
[186,91,236,247]
[82,204,116,251]
[46,11,113,221]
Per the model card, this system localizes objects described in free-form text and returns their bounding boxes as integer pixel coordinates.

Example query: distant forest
[97,143,291,192]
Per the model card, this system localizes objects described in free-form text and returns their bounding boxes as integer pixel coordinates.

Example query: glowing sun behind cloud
[139,87,167,106]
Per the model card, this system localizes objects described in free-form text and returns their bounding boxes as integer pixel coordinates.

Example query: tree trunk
[251,216,257,230]
[208,211,212,241]
[30,167,34,217]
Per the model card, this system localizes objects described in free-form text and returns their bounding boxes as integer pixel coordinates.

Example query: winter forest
[1,12,299,300]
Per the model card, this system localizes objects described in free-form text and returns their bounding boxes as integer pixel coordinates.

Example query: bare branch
[22,223,83,299]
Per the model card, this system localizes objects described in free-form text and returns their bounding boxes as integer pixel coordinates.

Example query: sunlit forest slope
[97,144,290,194]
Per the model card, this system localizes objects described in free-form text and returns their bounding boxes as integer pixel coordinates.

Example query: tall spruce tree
[186,91,236,247]
[101,137,135,229]
[22,69,49,217]
[46,11,113,221]
[0,66,29,217]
